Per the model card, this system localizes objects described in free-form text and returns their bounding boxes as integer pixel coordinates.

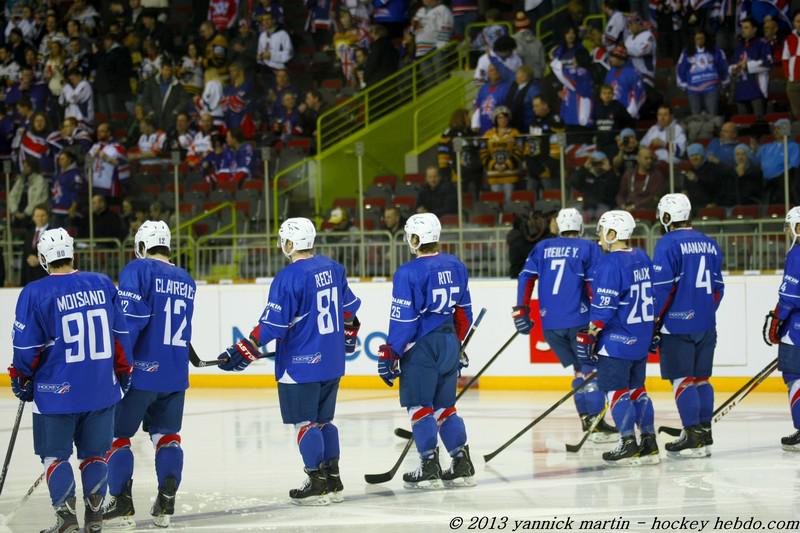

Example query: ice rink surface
[1,388,799,533]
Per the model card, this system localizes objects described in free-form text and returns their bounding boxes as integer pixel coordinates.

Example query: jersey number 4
[63,309,112,363]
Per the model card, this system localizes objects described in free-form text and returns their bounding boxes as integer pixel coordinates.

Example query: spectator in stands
[0,46,19,85]
[475,36,521,85]
[272,91,303,141]
[139,57,189,132]
[783,11,800,118]
[94,33,133,117]
[683,143,736,208]
[438,108,482,198]
[6,28,26,67]
[59,67,94,126]
[253,0,285,26]
[472,8,506,52]
[364,24,399,86]
[267,69,296,115]
[129,116,167,165]
[89,123,129,199]
[6,68,48,111]
[199,20,228,73]
[511,11,545,81]
[149,200,170,224]
[168,111,195,159]
[9,159,48,228]
[382,206,405,235]
[21,204,50,286]
[753,118,800,203]
[306,0,336,50]
[764,16,783,63]
[79,194,126,241]
[412,0,453,59]
[18,112,51,175]
[201,133,226,182]
[730,18,773,118]
[373,0,411,39]
[222,128,255,184]
[451,0,477,40]
[257,12,293,81]
[187,112,215,167]
[551,26,593,130]
[65,37,90,75]
[733,144,764,205]
[299,90,326,144]
[616,147,665,210]
[525,95,563,192]
[569,151,619,218]
[44,41,66,98]
[333,10,369,87]
[707,122,739,169]
[505,65,539,132]
[594,84,635,159]
[480,106,524,204]
[48,116,92,167]
[603,0,627,47]
[179,41,204,95]
[225,61,256,140]
[11,97,34,155]
[230,19,258,68]
[586,25,609,86]
[140,9,172,53]
[677,28,729,117]
[605,46,644,120]
[473,63,511,134]
[416,165,457,217]
[39,13,68,60]
[196,78,225,129]
[208,0,239,33]
[625,14,658,113]
[68,0,100,31]
[641,105,687,162]
[141,38,165,81]
[50,149,83,229]
[507,208,554,278]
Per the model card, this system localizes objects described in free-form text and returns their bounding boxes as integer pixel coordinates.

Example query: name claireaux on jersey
[155,278,195,299]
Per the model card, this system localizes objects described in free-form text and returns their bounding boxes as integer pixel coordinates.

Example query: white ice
[1,389,799,533]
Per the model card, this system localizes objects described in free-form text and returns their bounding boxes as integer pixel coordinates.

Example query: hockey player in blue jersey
[8,228,132,533]
[103,221,195,528]
[765,206,800,451]
[576,210,659,465]
[652,194,724,458]
[378,213,475,489]
[512,208,615,441]
[217,217,361,504]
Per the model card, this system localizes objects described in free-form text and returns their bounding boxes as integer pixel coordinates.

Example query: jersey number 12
[163,298,188,347]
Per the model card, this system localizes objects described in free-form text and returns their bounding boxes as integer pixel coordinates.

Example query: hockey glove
[219,338,261,372]
[344,316,360,354]
[511,305,533,335]
[575,329,598,364]
[458,351,470,377]
[8,365,32,402]
[117,367,132,395]
[377,344,401,387]
[764,307,783,346]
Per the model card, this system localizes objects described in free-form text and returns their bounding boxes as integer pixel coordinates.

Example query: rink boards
[0,275,787,391]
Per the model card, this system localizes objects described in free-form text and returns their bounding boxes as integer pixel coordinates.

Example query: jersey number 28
[627,282,654,324]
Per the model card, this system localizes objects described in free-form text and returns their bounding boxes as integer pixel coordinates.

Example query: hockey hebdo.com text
[446,515,800,532]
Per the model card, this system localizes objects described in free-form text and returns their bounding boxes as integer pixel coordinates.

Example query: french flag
[736,0,791,26]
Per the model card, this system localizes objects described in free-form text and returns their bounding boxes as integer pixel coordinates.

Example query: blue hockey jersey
[517,237,600,330]
[551,45,593,127]
[12,271,131,415]
[677,47,729,94]
[732,37,773,102]
[387,253,473,354]
[776,245,800,346]
[604,62,645,119]
[590,248,654,360]
[474,80,511,134]
[250,255,361,383]
[652,228,724,335]
[117,258,196,393]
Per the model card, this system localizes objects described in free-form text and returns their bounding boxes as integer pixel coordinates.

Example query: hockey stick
[657,357,779,437]
[3,471,44,523]
[565,402,609,453]
[364,310,496,485]
[0,400,26,497]
[189,343,275,368]
[483,371,598,463]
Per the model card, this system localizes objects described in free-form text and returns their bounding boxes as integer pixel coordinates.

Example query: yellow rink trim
[0,375,787,392]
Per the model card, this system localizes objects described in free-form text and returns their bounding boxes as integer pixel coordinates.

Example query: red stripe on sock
[436,407,457,425]
[297,424,315,445]
[79,457,106,471]
[674,378,694,401]
[791,387,800,408]
[610,388,629,408]
[46,460,63,483]
[157,434,181,449]
[630,387,646,401]
[411,407,434,424]
[695,378,709,387]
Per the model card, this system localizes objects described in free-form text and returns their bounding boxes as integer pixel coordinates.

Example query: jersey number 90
[63,309,112,363]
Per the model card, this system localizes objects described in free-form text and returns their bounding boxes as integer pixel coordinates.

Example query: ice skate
[665,426,710,458]
[602,436,641,466]
[581,414,618,443]
[638,433,661,465]
[403,449,443,490]
[151,477,178,527]
[441,445,476,488]
[289,467,330,506]
[323,459,344,503]
[83,494,103,533]
[699,422,713,446]
[40,497,78,533]
[103,480,136,530]
[781,429,800,451]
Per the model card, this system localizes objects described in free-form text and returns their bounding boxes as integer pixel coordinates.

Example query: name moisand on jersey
[12,271,131,415]
[118,258,196,393]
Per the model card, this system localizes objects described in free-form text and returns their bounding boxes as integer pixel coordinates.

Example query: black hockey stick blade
[566,403,609,453]
[0,400,26,497]
[188,343,224,367]
[394,428,413,439]
[364,438,414,484]
[484,371,598,463]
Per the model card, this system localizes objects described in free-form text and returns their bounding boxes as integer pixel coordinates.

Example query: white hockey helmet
[657,193,692,231]
[556,207,583,235]
[785,206,800,248]
[597,210,636,244]
[279,217,316,258]
[37,227,74,272]
[134,220,171,258]
[405,213,441,254]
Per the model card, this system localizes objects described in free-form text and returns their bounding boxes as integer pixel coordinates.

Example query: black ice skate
[289,467,330,506]
[323,459,344,503]
[441,445,476,488]
[40,497,79,533]
[602,435,641,466]
[83,493,103,533]
[103,479,136,530]
[665,425,709,458]
[700,422,713,446]
[403,449,443,490]
[638,433,661,465]
[581,414,619,443]
[151,477,178,528]
[781,429,800,451]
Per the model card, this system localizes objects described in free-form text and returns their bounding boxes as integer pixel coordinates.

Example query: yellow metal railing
[174,201,238,273]
[536,5,569,43]
[272,158,320,231]
[412,76,477,152]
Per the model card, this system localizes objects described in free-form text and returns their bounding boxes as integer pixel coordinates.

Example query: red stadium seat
[191,181,211,194]
[510,190,535,205]
[333,197,357,210]
[697,207,725,220]
[732,205,759,219]
[353,218,376,230]
[767,204,786,218]
[165,183,185,195]
[235,201,251,216]
[393,195,416,210]
[142,183,161,195]
[731,114,757,126]
[470,213,496,226]
[440,214,459,227]
[287,138,312,152]
[374,175,398,189]
[404,173,425,185]
[631,209,656,222]
[217,181,238,192]
[501,213,515,225]
[461,192,474,210]
[241,180,263,192]
[479,191,504,208]
[542,189,561,201]
[363,196,387,210]
[321,78,343,91]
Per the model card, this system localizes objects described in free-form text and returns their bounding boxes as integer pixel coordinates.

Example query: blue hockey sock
[789,379,800,430]
[79,457,107,499]
[409,406,438,459]
[153,434,184,490]
[583,379,605,416]
[45,458,75,507]
[607,389,635,437]
[106,438,133,496]
[695,378,714,424]
[436,407,467,456]
[673,377,700,428]
[631,387,655,434]
[572,376,587,415]
[296,423,324,469]
[320,423,340,462]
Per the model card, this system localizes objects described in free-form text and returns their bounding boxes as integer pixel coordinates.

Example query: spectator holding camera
[594,84,635,159]
[616,147,665,210]
[569,151,619,217]
[683,143,736,208]
[612,127,639,174]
